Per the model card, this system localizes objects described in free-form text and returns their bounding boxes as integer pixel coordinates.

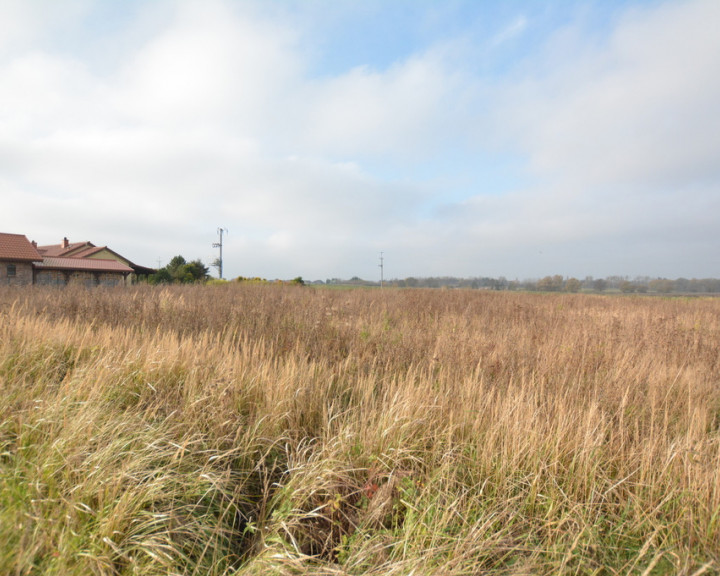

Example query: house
[0,233,43,286]
[37,237,156,279]
[0,232,155,287]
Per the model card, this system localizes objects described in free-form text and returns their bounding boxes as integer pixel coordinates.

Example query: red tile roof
[68,246,106,259]
[34,257,133,273]
[37,240,94,257]
[0,233,43,262]
[5,233,155,275]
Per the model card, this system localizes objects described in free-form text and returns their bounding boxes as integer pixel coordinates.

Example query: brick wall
[34,269,127,287]
[0,261,34,286]
[34,269,67,287]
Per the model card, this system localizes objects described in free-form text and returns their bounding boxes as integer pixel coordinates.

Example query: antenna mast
[212,228,228,279]
[379,251,384,289]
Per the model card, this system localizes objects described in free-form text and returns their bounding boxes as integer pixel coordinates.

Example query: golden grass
[1,284,719,574]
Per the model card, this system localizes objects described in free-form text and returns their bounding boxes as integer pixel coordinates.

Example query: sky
[1,0,719,281]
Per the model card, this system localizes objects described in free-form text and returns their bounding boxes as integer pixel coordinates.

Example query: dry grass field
[1,284,719,575]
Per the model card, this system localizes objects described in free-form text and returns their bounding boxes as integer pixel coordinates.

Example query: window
[7,264,16,277]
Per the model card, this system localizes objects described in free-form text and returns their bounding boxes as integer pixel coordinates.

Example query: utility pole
[379,251,384,289]
[212,228,228,279]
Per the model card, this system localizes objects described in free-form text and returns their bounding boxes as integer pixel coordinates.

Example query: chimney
[62,237,69,248]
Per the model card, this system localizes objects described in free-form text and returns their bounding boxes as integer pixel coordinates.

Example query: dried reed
[1,284,718,574]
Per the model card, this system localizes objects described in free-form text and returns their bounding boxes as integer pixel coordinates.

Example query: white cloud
[0,0,90,57]
[0,0,718,279]
[293,50,467,161]
[502,0,720,190]
[437,0,720,277]
[113,1,302,132]
[491,16,528,47]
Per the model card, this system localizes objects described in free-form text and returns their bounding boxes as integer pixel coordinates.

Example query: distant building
[0,233,42,286]
[0,232,155,287]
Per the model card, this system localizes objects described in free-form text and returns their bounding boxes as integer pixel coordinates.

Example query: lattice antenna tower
[379,251,384,289]
[213,228,228,279]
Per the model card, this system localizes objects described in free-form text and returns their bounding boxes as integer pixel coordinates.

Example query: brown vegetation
[1,284,719,574]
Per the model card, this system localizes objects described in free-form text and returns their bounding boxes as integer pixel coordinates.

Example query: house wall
[0,261,34,286]
[35,269,128,287]
[88,249,131,266]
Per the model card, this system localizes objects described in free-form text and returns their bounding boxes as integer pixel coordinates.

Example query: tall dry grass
[1,284,719,574]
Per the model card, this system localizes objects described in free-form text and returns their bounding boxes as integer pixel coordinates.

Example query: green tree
[184,259,210,282]
[164,256,189,282]
[649,278,673,294]
[565,277,582,293]
[537,275,564,292]
[150,268,172,284]
[149,256,209,284]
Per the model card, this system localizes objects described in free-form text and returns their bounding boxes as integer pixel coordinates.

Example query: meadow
[1,284,719,575]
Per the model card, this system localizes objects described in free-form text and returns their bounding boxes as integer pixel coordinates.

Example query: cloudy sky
[1,0,719,281]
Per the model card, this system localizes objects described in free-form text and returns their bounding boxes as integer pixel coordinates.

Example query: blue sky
[1,0,718,280]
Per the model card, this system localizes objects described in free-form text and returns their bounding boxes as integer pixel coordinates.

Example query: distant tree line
[147,263,720,293]
[235,276,306,286]
[323,275,720,294]
[523,276,720,294]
